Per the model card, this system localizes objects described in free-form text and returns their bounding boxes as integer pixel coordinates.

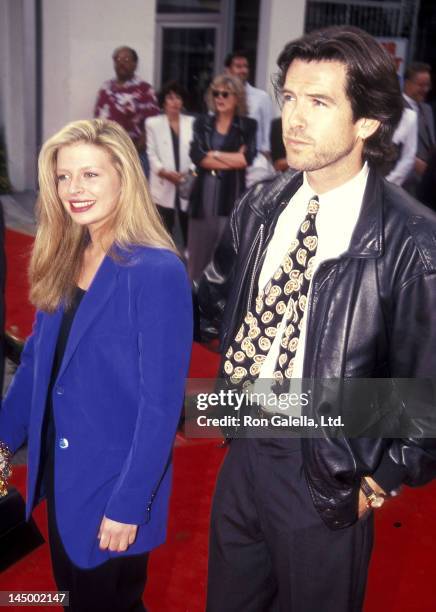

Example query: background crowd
[92,44,436,284]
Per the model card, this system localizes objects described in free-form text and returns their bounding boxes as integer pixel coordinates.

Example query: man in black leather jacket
[197,27,436,612]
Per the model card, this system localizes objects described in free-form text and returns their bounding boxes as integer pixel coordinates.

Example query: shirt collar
[301,162,369,208]
[111,75,138,88]
[403,93,418,113]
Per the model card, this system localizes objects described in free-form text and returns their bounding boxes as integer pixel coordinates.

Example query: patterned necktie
[224,196,320,389]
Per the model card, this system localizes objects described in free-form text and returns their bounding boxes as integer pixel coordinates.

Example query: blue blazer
[0,246,193,568]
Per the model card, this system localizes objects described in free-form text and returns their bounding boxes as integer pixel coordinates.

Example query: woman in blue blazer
[0,119,193,610]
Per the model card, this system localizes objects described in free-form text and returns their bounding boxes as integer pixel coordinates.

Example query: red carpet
[1,443,225,612]
[2,228,436,611]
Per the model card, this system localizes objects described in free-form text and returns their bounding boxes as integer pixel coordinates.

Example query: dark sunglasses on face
[212,90,231,99]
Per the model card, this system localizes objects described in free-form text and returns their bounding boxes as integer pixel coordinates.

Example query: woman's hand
[201,149,247,170]
[158,169,183,185]
[98,516,138,552]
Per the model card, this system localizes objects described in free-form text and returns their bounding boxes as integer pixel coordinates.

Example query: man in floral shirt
[94,46,159,174]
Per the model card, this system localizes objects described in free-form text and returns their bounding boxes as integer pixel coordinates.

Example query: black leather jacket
[196,167,436,529]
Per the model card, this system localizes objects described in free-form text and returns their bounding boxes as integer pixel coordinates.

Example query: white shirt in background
[386,108,418,186]
[245,82,274,153]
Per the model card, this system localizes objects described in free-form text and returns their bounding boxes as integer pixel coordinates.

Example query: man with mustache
[196,26,436,612]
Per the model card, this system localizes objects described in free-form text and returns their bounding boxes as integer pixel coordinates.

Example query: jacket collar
[204,113,243,134]
[56,253,119,381]
[251,166,383,259]
[203,113,244,152]
[345,167,383,258]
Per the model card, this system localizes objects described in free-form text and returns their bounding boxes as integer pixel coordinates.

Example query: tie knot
[307,196,319,215]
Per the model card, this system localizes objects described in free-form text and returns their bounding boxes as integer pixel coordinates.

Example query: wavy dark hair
[274,26,403,167]
[157,80,187,109]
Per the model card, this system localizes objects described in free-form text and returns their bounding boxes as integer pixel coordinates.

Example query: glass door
[156,24,220,113]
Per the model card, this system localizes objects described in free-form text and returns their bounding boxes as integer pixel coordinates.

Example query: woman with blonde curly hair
[188,73,257,280]
[0,119,192,611]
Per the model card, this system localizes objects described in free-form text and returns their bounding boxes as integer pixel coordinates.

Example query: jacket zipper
[247,224,265,312]
[302,258,340,380]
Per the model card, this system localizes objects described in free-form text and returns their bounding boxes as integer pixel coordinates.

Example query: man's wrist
[360,476,387,509]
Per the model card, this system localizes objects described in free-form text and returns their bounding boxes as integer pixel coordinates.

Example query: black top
[170,127,180,172]
[170,127,181,212]
[189,113,257,218]
[51,287,86,383]
[37,287,86,497]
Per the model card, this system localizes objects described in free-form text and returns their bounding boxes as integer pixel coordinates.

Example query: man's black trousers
[207,436,374,612]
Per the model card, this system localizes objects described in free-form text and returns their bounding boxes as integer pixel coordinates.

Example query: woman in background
[146,81,194,248]
[0,119,192,611]
[188,73,257,280]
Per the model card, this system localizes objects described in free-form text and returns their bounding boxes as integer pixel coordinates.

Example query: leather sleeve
[374,272,436,490]
[189,115,209,166]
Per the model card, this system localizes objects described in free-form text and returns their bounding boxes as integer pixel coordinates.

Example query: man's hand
[98,516,138,552]
[358,488,371,518]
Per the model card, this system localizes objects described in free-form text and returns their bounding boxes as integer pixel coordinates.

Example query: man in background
[384,106,417,186]
[225,50,274,184]
[94,46,159,176]
[402,62,435,194]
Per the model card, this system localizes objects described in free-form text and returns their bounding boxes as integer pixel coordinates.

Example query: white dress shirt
[386,108,418,186]
[258,163,370,382]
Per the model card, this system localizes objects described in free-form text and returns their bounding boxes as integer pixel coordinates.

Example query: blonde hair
[30,118,176,312]
[206,73,248,116]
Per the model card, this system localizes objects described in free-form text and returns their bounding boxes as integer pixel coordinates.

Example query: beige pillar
[255,0,307,104]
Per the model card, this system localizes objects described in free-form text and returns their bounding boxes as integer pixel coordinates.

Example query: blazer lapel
[56,254,119,381]
[180,115,192,171]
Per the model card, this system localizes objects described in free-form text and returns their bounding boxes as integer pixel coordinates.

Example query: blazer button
[56,386,64,396]
[59,438,69,449]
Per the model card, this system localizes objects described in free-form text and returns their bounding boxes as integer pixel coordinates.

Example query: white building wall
[256,0,307,106]
[42,0,156,141]
[0,0,36,190]
[0,0,7,128]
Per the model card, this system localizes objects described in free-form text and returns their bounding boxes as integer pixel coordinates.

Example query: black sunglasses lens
[212,90,229,99]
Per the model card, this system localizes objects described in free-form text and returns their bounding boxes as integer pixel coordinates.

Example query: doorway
[155,21,222,113]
